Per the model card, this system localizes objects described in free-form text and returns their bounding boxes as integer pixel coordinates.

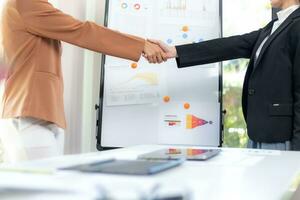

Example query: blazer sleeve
[175,30,262,68]
[16,0,145,62]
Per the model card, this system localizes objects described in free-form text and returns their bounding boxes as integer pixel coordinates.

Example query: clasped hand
[143,39,177,64]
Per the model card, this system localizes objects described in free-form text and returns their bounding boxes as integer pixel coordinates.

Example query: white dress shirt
[255,5,300,62]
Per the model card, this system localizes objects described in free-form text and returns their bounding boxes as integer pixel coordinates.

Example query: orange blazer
[1,0,145,129]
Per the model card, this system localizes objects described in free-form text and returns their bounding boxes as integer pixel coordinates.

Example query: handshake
[142,39,177,64]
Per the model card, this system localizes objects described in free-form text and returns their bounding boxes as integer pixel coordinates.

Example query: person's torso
[243,8,300,142]
[1,1,66,128]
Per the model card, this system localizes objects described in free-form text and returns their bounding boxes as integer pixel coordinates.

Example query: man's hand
[143,41,167,64]
[147,39,177,59]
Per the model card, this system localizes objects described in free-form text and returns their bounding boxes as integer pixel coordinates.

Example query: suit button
[248,89,255,96]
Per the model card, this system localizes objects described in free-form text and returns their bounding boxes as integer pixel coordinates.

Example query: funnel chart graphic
[186,114,213,129]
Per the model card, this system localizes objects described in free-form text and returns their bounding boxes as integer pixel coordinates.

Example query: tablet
[60,158,184,175]
[138,148,221,161]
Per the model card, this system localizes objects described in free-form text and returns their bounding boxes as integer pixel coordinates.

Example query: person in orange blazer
[0,0,166,161]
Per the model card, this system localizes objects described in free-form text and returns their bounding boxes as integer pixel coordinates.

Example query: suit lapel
[253,19,293,68]
[251,25,273,61]
[253,7,300,69]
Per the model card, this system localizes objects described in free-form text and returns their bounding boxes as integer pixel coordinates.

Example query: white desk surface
[2,145,300,200]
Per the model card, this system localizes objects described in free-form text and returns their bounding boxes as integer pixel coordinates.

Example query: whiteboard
[97,0,222,149]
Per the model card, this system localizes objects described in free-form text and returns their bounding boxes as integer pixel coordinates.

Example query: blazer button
[248,89,255,96]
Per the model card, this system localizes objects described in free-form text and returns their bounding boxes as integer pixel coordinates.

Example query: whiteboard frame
[96,0,224,151]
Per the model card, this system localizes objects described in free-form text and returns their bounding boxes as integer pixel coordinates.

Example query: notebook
[60,158,184,175]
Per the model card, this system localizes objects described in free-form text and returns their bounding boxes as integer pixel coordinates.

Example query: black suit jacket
[175,8,300,150]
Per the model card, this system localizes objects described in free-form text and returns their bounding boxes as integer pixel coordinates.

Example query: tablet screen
[138,148,221,161]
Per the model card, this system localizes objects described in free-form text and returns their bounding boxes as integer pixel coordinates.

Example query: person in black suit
[148,0,300,150]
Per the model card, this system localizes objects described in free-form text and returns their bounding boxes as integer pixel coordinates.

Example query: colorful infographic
[154,0,220,46]
[164,115,182,127]
[101,0,221,147]
[158,101,220,146]
[105,67,162,106]
[186,114,213,129]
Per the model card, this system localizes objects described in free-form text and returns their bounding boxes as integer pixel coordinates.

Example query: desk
[2,145,300,200]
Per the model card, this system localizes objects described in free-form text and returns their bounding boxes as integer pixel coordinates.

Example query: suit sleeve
[16,0,145,62]
[175,30,262,68]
